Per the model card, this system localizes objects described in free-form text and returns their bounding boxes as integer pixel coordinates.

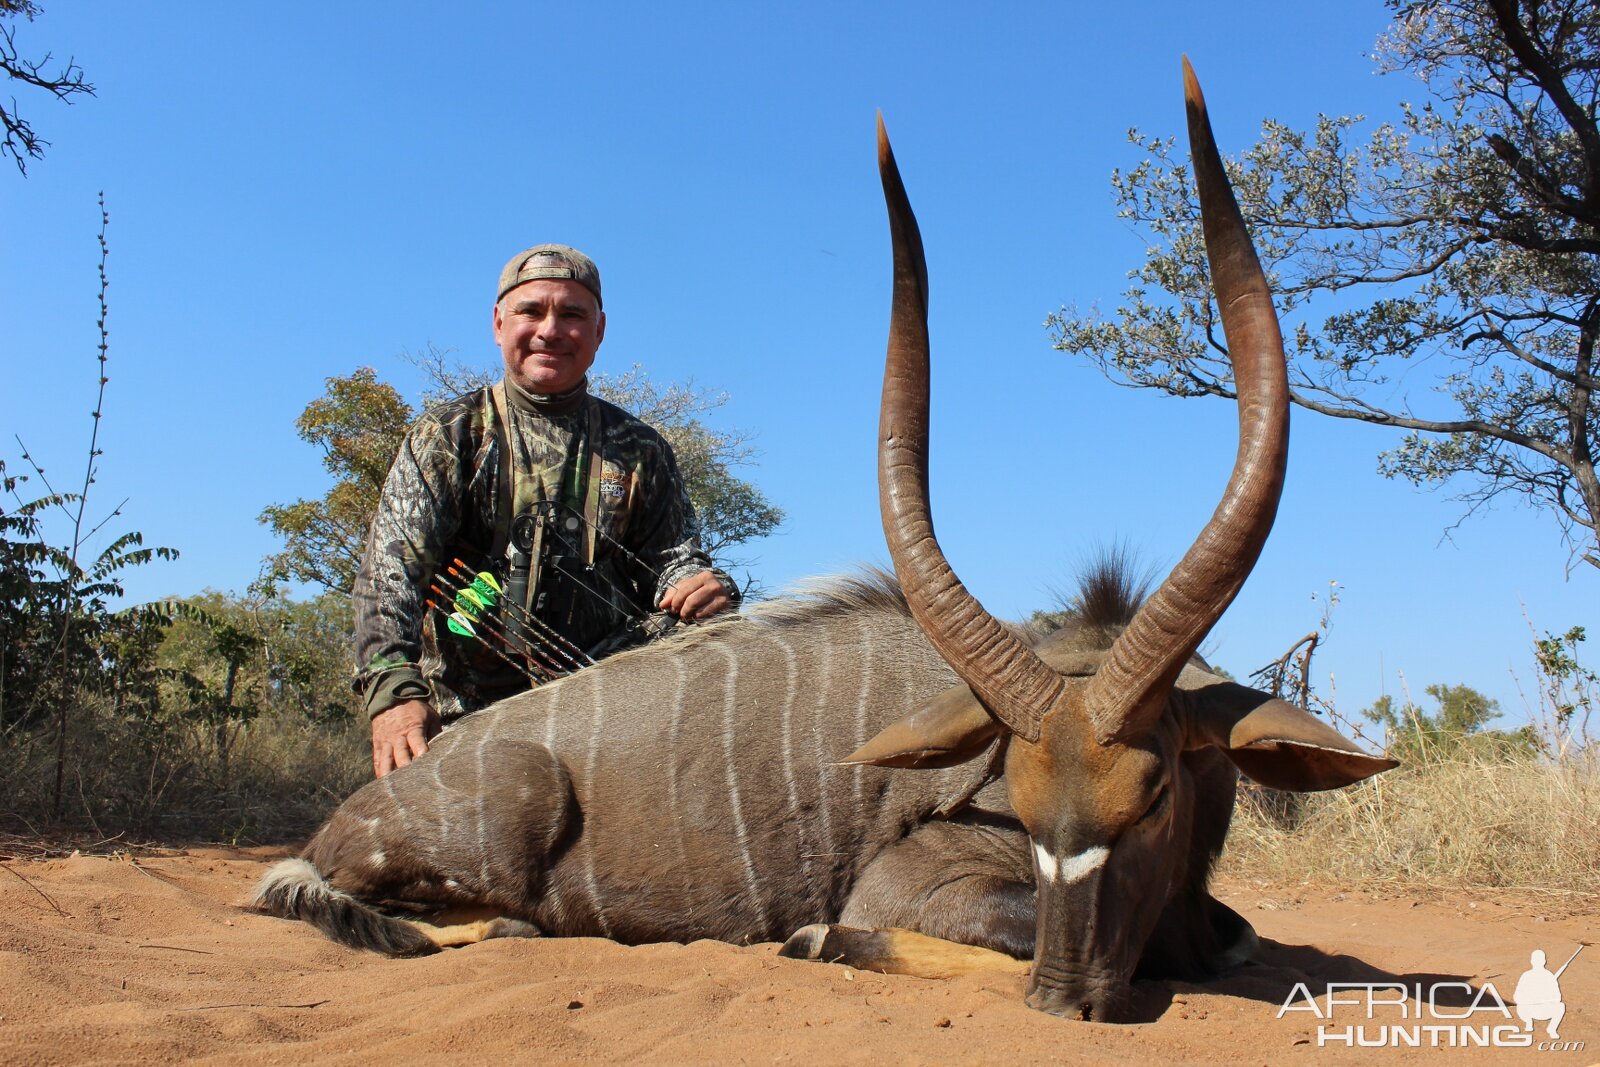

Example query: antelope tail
[252,858,438,957]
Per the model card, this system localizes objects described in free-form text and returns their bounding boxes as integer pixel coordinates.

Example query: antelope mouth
[1025,967,1131,1023]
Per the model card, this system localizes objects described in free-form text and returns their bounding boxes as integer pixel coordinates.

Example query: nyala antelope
[257,61,1395,1022]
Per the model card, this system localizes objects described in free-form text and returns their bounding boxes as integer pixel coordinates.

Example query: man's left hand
[659,571,733,622]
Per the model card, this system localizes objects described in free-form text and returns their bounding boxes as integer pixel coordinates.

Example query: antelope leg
[836,817,1036,959]
[779,817,1037,978]
[778,924,1028,979]
[407,915,541,949]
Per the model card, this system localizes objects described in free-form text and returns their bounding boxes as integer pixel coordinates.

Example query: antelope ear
[1177,671,1398,791]
[839,683,1002,768]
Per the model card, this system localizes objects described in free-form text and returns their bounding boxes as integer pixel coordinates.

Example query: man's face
[493,279,606,395]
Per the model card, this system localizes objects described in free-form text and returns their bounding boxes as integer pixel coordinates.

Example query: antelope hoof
[778,923,836,962]
[1208,899,1259,972]
[485,918,542,941]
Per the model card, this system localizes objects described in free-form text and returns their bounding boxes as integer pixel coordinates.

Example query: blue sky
[3,1,1593,733]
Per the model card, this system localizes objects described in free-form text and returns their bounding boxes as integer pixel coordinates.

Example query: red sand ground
[0,847,1595,1065]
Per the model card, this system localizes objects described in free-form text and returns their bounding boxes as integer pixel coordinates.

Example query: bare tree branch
[1052,0,1600,571]
[0,12,94,176]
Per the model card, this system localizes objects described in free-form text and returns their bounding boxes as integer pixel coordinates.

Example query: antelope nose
[1025,983,1123,1023]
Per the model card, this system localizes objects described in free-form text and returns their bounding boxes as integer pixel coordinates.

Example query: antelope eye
[1140,784,1170,823]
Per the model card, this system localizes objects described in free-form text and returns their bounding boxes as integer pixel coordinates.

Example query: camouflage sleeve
[628,434,741,609]
[351,404,477,718]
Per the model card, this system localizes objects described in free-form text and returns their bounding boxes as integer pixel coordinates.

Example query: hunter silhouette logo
[1516,945,1582,1040]
[1278,941,1588,1051]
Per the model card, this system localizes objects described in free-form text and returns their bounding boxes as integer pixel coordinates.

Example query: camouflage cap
[497,244,603,308]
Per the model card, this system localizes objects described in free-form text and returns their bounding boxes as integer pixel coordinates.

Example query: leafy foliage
[1,499,366,834]
[1048,0,1600,571]
[1362,681,1538,758]
[152,588,359,728]
[1531,622,1597,752]
[587,364,785,564]
[258,367,414,594]
[1,462,175,735]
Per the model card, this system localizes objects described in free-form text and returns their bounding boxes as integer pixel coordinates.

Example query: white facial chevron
[1035,842,1109,885]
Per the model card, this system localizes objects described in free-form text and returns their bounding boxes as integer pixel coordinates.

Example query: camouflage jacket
[353,377,737,720]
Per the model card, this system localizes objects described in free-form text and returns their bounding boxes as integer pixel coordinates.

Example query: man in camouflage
[353,245,738,777]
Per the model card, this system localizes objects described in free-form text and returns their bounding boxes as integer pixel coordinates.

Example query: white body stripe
[582,670,613,937]
[666,657,689,859]
[543,674,563,750]
[851,618,871,807]
[718,647,771,931]
[473,727,491,887]
[812,634,836,858]
[428,755,450,863]
[778,636,800,819]
[776,636,810,881]
[540,681,567,922]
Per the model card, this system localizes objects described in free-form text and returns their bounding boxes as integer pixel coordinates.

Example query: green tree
[154,597,264,784]
[1531,623,1597,751]
[1048,0,1600,571]
[263,353,784,593]
[259,367,414,594]
[1363,681,1536,758]
[0,465,174,734]
[1,1,94,175]
[583,363,785,564]
[153,587,360,748]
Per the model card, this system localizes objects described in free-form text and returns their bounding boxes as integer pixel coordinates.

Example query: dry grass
[0,702,368,846]
[1222,749,1600,895]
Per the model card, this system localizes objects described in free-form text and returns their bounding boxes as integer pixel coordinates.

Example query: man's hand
[659,570,733,622]
[371,699,441,778]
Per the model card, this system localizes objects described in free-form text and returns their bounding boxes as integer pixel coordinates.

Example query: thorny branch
[1249,632,1321,712]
